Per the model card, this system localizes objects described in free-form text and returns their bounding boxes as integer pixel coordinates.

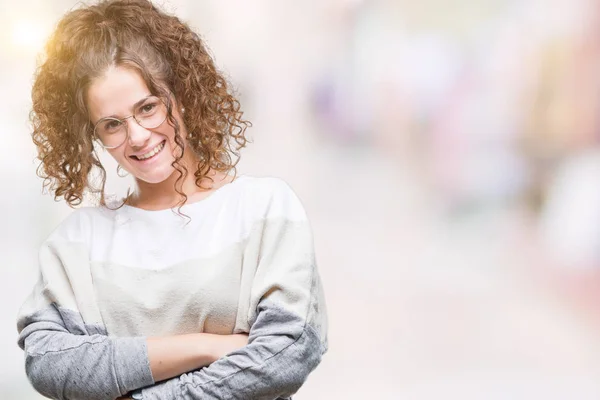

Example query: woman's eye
[104,120,122,132]
[140,103,157,114]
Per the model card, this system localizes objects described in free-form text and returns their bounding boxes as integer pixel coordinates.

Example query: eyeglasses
[93,96,168,149]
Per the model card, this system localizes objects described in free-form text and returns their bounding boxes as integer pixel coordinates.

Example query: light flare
[10,19,49,53]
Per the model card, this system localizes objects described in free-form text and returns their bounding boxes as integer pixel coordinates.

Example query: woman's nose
[126,117,152,147]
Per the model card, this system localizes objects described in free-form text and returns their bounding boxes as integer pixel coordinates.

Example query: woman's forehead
[86,66,151,120]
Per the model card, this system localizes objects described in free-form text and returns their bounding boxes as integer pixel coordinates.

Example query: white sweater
[17,175,328,400]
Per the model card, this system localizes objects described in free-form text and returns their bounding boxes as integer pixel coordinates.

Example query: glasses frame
[92,95,170,149]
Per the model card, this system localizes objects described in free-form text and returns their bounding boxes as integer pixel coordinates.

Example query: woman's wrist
[145,332,249,382]
[147,333,216,381]
[194,333,222,364]
[208,333,249,360]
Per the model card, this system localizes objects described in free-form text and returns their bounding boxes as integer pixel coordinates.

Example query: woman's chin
[132,168,176,185]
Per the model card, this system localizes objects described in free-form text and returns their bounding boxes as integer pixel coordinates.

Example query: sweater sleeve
[16,213,155,400]
[137,179,328,400]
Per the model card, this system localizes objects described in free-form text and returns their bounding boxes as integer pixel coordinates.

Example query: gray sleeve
[18,303,155,400]
[138,300,326,400]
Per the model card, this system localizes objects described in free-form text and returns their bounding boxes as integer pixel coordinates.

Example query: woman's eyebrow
[94,94,153,124]
[132,94,154,110]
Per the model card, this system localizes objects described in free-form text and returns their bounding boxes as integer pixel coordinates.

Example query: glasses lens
[94,118,126,148]
[135,96,167,130]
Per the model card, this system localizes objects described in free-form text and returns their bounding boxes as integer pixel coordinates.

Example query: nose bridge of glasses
[123,113,137,125]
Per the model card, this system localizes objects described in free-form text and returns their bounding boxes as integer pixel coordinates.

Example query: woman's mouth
[131,140,166,162]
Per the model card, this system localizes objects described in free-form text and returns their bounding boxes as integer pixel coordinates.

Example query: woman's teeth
[135,142,165,160]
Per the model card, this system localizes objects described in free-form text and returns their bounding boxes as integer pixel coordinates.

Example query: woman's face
[86,65,186,184]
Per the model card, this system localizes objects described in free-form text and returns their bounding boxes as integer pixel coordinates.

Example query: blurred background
[2,0,600,399]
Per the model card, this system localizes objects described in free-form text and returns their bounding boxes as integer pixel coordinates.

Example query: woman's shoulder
[238,174,290,194]
[45,205,116,244]
[239,175,308,220]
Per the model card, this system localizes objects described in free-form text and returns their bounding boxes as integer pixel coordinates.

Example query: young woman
[16,1,328,399]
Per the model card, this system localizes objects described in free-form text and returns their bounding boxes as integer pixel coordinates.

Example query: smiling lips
[132,140,165,161]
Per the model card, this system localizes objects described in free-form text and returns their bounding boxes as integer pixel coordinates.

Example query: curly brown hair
[31,0,250,208]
